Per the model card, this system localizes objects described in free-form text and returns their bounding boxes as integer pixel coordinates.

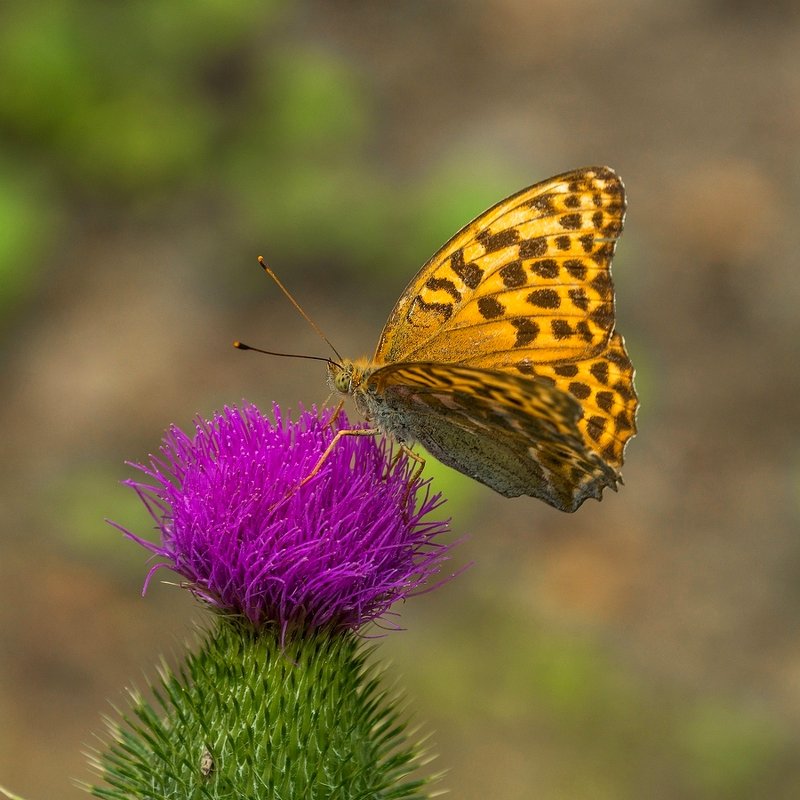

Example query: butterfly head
[326,358,370,397]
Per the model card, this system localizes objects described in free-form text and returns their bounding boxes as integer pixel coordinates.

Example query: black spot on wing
[551,319,573,339]
[519,237,548,258]
[477,297,505,319]
[589,361,609,384]
[564,259,587,280]
[586,415,607,442]
[553,364,579,377]
[530,259,559,279]
[450,248,483,289]
[569,382,591,399]
[425,277,461,302]
[528,289,560,309]
[596,391,614,412]
[559,213,582,230]
[510,318,540,347]
[477,228,520,253]
[414,296,453,322]
[499,261,526,288]
[555,235,571,251]
[568,288,589,310]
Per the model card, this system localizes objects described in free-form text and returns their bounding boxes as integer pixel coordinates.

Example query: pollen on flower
[111,404,455,635]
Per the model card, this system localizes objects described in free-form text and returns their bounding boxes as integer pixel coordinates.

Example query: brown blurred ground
[1,2,800,798]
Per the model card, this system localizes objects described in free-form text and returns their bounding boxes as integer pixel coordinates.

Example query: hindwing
[365,362,619,511]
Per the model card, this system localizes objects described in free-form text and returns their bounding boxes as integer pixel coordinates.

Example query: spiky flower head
[114,404,453,636]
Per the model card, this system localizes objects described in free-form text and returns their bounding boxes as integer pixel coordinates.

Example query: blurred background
[1,1,799,798]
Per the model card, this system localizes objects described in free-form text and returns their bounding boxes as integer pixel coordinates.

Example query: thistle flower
[114,403,453,635]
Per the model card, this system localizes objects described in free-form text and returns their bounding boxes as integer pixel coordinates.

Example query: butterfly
[322,166,637,512]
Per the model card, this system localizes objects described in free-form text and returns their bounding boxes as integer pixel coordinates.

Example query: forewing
[367,362,620,512]
[375,166,626,368]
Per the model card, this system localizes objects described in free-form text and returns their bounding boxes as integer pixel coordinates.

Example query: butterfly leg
[266,427,379,512]
[390,444,426,508]
[301,426,380,489]
[322,399,345,430]
[268,429,424,513]
[387,444,425,482]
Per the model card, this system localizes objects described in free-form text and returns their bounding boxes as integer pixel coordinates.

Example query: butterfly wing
[363,362,619,512]
[372,165,637,473]
[534,330,637,470]
[374,166,626,368]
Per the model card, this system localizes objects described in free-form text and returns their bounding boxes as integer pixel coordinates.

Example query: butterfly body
[327,167,637,512]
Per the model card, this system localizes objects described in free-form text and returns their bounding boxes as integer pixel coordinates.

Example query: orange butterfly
[241,167,637,511]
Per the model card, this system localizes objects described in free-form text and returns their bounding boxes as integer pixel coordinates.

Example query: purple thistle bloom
[113,404,454,635]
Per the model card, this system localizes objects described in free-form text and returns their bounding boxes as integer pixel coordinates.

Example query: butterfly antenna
[232,340,339,368]
[257,256,343,361]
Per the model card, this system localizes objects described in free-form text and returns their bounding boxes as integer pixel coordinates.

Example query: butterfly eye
[334,371,350,393]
